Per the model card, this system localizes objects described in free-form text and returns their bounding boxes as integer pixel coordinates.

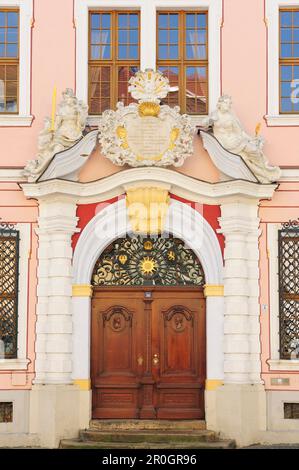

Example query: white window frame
[0,223,31,370]
[268,223,299,371]
[74,0,222,126]
[265,0,299,126]
[0,0,33,127]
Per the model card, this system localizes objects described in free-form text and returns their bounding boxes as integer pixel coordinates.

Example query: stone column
[213,199,267,445]
[29,196,88,448]
[34,197,79,384]
[219,200,262,384]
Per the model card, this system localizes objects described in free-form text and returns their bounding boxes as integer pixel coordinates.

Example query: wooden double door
[91,287,206,420]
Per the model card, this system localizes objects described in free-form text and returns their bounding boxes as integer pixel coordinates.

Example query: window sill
[87,114,208,127]
[0,358,30,371]
[268,359,299,371]
[265,115,299,126]
[0,115,34,127]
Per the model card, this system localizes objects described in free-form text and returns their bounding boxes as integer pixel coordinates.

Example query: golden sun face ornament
[140,257,158,275]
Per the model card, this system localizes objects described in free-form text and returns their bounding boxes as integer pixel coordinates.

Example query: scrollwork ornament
[98,69,195,168]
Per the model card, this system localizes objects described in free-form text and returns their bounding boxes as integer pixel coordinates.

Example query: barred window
[88,10,140,114]
[0,226,19,359]
[157,11,208,115]
[0,9,19,114]
[279,8,299,113]
[278,226,299,359]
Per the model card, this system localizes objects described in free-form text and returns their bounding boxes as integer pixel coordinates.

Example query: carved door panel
[151,290,206,419]
[91,289,146,419]
[91,288,205,419]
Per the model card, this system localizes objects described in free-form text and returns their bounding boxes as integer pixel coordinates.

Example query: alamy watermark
[291,79,299,104]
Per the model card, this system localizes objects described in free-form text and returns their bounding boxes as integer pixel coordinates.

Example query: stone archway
[72,198,225,418]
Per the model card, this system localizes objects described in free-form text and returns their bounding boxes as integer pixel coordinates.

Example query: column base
[205,383,267,447]
[29,384,91,448]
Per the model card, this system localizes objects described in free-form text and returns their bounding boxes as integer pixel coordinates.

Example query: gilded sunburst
[140,257,158,275]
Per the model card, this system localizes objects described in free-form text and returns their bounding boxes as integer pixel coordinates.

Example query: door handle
[137,355,144,366]
[152,353,159,366]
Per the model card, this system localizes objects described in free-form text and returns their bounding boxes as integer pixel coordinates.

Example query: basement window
[0,402,13,422]
[284,402,299,419]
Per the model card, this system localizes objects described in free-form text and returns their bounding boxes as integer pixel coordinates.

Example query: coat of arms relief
[98,69,195,167]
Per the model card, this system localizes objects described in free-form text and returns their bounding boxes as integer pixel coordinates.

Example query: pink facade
[0,0,299,448]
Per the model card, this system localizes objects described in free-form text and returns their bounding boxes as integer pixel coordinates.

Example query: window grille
[278,220,299,359]
[0,224,19,358]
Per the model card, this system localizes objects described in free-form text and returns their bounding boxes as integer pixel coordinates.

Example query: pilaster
[34,197,79,384]
[219,200,262,384]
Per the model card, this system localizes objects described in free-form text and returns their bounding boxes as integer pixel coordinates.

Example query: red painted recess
[72,194,224,257]
[72,196,121,250]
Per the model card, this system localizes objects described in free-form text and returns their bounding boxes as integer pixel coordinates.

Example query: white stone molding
[72,198,224,383]
[74,0,222,121]
[0,168,26,182]
[201,131,258,182]
[0,0,33,127]
[280,168,299,181]
[218,201,263,384]
[21,167,277,205]
[267,223,299,371]
[38,130,98,182]
[0,223,31,370]
[265,0,299,126]
[34,198,79,384]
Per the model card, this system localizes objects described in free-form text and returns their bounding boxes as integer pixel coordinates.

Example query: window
[88,11,140,114]
[0,226,19,359]
[278,225,299,359]
[157,11,208,115]
[0,402,13,422]
[280,8,299,114]
[0,8,19,114]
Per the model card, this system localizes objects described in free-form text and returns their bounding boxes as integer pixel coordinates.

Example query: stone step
[60,439,236,449]
[79,429,217,444]
[89,419,206,432]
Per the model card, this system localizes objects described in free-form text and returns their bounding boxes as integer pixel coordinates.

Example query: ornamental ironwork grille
[92,236,205,287]
[0,225,19,358]
[278,222,299,359]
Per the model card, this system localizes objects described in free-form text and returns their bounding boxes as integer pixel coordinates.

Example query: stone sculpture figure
[23,89,88,180]
[204,95,281,183]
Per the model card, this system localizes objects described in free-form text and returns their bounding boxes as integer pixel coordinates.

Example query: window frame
[156,9,209,114]
[0,0,32,127]
[268,223,299,371]
[75,0,222,125]
[0,225,19,359]
[266,0,299,126]
[279,7,299,114]
[88,10,140,114]
[0,223,30,371]
[0,7,19,115]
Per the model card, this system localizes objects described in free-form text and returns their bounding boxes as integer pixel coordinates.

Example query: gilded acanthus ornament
[203,95,281,183]
[23,89,88,181]
[98,69,195,168]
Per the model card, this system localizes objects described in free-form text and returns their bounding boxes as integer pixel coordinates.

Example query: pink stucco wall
[0,0,75,167]
[0,184,38,389]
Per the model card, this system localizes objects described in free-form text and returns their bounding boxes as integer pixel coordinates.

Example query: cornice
[20,167,278,204]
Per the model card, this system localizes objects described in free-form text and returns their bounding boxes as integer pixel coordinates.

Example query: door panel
[152,291,206,419]
[91,288,205,419]
[91,290,146,419]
